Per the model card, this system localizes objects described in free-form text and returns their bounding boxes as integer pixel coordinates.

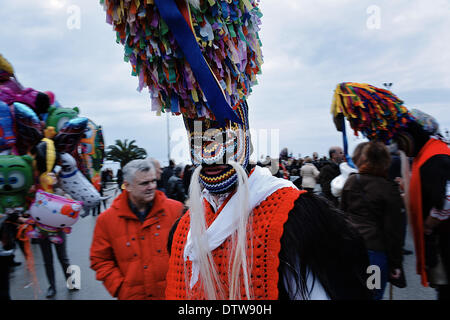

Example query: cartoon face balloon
[0,154,33,211]
[29,190,82,229]
[45,106,80,132]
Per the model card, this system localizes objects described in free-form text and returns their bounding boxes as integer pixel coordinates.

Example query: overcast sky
[1,0,449,166]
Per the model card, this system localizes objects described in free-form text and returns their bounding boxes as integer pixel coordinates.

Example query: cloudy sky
[1,0,449,166]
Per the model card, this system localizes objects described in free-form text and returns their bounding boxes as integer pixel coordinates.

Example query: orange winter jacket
[90,190,183,300]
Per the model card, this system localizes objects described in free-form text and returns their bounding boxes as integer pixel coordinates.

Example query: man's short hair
[147,157,160,168]
[123,159,155,183]
[329,147,337,159]
[174,164,184,177]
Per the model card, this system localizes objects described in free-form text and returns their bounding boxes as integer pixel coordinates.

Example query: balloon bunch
[0,54,106,244]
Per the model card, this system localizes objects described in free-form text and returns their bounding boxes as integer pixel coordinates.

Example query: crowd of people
[2,136,448,301]
[2,0,449,304]
[85,129,448,301]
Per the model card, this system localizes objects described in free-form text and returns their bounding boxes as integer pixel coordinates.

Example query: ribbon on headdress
[340,115,356,168]
[331,82,414,143]
[154,0,241,126]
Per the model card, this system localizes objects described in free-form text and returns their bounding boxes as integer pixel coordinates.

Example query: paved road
[8,184,438,300]
[9,185,118,300]
[382,224,436,300]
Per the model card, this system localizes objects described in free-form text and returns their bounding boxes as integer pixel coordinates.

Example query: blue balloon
[0,101,16,151]
[13,102,43,155]
[54,117,88,153]
[13,102,41,124]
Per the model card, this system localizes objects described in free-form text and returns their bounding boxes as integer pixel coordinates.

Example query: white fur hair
[186,161,253,299]
[186,164,223,299]
[228,161,252,300]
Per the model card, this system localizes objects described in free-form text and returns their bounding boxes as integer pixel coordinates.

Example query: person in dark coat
[182,164,193,197]
[116,169,123,192]
[312,152,322,170]
[161,160,175,193]
[393,118,450,300]
[318,146,344,206]
[341,141,405,300]
[166,165,186,203]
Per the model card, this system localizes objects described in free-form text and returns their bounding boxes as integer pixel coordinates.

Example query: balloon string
[17,224,41,299]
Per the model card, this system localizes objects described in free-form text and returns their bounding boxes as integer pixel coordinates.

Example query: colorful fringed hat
[100,0,263,126]
[410,108,440,135]
[331,82,415,143]
[101,0,264,194]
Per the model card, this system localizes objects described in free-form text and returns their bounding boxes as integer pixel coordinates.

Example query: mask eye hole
[8,171,25,189]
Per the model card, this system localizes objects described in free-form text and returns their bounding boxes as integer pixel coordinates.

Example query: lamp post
[383,82,393,91]
[166,111,171,164]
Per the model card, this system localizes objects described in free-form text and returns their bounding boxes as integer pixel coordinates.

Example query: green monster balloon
[45,106,80,133]
[0,155,34,214]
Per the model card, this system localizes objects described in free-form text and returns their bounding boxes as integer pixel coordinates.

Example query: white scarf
[184,165,297,288]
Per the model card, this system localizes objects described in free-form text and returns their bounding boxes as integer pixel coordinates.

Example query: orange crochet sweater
[165,187,304,300]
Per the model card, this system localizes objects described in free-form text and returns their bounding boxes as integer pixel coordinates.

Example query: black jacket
[341,173,404,269]
[318,161,340,205]
[167,175,186,203]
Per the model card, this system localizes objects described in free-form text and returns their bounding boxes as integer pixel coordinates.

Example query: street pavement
[8,184,438,300]
[382,224,436,300]
[9,185,118,300]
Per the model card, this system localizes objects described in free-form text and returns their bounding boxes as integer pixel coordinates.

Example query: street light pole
[383,82,393,91]
[167,111,171,164]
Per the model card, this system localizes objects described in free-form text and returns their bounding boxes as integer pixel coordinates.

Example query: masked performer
[332,82,450,300]
[101,0,371,300]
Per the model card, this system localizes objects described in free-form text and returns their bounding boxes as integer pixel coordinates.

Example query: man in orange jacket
[90,159,183,300]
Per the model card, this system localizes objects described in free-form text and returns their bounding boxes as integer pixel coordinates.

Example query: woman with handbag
[341,141,406,299]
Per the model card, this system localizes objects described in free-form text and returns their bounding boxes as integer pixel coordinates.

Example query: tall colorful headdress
[101,0,264,193]
[101,0,262,122]
[331,82,415,144]
[330,82,416,167]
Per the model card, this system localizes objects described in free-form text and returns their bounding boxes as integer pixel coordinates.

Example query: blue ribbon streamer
[341,116,356,169]
[154,0,241,126]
